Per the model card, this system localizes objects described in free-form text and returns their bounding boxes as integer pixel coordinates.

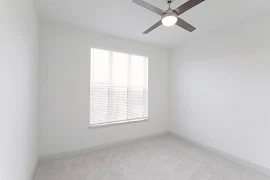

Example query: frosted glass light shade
[162,15,177,27]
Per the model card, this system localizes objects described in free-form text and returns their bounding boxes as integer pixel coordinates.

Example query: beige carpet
[34,136,269,180]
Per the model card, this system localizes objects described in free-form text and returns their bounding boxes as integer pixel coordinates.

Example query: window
[90,48,148,126]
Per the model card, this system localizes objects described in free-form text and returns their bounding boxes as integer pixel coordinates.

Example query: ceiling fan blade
[174,0,205,15]
[132,0,164,15]
[175,18,196,32]
[143,20,162,34]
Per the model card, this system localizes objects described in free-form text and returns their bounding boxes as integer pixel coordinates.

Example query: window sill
[88,118,149,128]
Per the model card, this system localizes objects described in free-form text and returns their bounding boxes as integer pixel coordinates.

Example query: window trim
[88,118,149,128]
[89,48,149,127]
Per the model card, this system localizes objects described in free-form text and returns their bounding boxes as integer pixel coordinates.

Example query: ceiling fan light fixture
[162,15,177,26]
[161,10,178,27]
[132,0,204,34]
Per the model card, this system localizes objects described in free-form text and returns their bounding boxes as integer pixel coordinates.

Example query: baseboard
[40,131,170,162]
[170,132,270,177]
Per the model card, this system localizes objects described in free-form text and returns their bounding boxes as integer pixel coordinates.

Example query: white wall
[0,0,39,180]
[39,21,170,156]
[171,12,270,170]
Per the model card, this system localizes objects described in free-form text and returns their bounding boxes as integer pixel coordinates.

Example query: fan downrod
[165,0,173,9]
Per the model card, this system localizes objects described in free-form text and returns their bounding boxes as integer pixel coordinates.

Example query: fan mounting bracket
[165,0,174,4]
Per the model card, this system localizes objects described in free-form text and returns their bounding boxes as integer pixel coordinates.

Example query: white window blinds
[90,48,148,126]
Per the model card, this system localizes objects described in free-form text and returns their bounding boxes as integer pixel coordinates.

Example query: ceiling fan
[132,0,205,34]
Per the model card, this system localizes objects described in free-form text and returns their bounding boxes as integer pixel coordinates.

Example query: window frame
[89,48,149,128]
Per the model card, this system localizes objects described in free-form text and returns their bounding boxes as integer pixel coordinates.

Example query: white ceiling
[34,0,270,48]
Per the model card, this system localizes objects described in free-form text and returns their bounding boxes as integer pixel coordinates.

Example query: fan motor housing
[162,9,178,19]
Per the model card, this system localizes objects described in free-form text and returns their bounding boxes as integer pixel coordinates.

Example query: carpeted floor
[34,136,269,180]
